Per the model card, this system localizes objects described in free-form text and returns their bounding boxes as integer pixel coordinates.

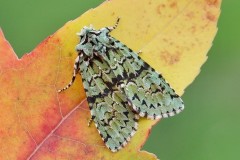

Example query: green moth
[58,18,184,152]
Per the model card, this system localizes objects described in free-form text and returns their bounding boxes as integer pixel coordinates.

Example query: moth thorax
[76,43,94,57]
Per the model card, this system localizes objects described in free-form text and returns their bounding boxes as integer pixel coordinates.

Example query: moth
[58,18,184,152]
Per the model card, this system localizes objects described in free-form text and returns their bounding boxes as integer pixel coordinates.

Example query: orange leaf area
[0,0,221,159]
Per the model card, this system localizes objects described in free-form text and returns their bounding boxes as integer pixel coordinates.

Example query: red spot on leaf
[170,2,177,8]
[160,50,182,65]
[206,0,219,7]
[156,4,166,15]
[206,11,216,21]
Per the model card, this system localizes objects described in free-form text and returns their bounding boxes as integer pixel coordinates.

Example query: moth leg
[136,50,142,54]
[107,17,120,32]
[58,56,80,93]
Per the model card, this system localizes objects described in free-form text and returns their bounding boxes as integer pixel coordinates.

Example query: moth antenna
[107,17,120,31]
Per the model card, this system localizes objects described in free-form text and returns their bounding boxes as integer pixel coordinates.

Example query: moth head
[76,25,99,57]
[77,26,89,37]
[77,25,95,38]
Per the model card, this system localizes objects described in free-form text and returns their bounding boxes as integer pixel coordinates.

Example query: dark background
[0,0,239,159]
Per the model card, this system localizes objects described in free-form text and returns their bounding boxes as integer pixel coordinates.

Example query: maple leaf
[0,0,221,159]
